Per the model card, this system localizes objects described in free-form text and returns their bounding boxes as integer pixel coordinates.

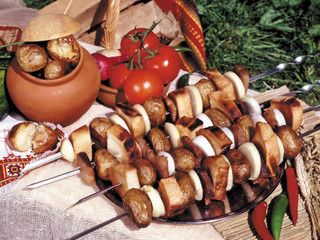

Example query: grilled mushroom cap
[21,14,81,42]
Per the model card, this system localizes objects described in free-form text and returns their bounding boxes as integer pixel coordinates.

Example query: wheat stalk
[63,0,74,15]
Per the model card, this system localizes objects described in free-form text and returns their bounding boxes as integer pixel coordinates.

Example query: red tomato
[142,45,180,84]
[120,28,160,63]
[124,69,164,104]
[109,63,132,89]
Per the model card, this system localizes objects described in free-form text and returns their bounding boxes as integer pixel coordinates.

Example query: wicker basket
[96,0,124,107]
[99,0,120,50]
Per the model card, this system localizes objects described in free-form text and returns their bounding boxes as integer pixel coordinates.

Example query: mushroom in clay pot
[44,59,70,80]
[47,35,80,67]
[15,44,48,73]
[6,14,101,126]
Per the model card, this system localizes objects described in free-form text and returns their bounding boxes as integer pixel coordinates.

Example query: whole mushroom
[16,44,48,73]
[47,35,80,67]
[44,59,70,80]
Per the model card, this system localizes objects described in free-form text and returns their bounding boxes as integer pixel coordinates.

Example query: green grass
[196,0,320,105]
[23,0,56,10]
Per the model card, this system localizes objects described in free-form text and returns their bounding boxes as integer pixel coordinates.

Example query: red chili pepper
[252,201,274,240]
[286,167,299,225]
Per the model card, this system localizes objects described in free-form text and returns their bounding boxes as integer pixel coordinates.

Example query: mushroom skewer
[66,120,320,211]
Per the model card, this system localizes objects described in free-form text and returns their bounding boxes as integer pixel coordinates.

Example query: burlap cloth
[0,0,38,30]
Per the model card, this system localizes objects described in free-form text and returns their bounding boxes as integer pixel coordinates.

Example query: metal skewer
[19,140,96,177]
[66,212,128,240]
[303,103,320,113]
[257,81,320,108]
[299,125,320,138]
[249,51,320,82]
[24,151,95,190]
[19,138,76,176]
[24,167,81,189]
[19,152,63,176]
[66,183,122,210]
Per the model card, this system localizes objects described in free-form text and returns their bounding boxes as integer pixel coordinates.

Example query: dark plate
[96,162,284,224]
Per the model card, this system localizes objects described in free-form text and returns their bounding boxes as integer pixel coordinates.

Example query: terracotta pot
[6,46,101,126]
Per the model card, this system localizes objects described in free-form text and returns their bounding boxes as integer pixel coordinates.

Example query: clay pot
[6,45,101,126]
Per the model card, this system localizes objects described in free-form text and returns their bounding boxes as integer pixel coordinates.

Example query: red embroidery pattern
[54,127,65,140]
[0,154,37,187]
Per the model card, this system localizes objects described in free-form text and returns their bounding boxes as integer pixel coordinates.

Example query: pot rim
[14,41,84,86]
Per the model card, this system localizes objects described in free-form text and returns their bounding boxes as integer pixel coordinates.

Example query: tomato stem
[129,20,162,68]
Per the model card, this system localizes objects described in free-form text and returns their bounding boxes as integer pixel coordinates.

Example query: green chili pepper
[271,193,289,240]
[0,70,9,120]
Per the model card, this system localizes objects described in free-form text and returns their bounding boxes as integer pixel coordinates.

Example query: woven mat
[211,86,320,240]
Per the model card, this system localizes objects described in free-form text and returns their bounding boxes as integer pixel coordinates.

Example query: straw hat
[21,14,81,42]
